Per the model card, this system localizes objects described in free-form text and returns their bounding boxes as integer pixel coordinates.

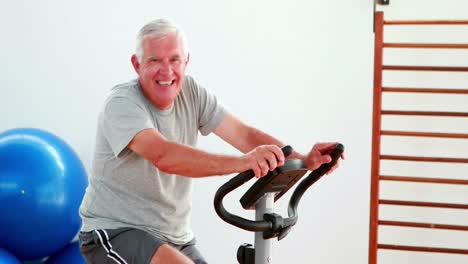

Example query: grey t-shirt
[79,75,226,244]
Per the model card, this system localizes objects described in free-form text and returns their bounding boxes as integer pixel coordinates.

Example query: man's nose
[159,60,172,74]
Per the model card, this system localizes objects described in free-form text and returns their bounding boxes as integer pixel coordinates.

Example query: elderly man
[78,19,343,264]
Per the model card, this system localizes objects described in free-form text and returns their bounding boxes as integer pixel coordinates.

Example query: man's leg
[150,244,194,264]
[79,228,193,264]
[176,239,208,264]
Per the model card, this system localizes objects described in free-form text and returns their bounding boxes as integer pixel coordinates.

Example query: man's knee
[150,244,194,264]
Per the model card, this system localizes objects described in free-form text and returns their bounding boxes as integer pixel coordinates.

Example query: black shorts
[79,227,208,264]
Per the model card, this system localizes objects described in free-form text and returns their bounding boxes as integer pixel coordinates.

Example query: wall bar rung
[384,20,468,25]
[378,244,468,255]
[379,220,468,231]
[382,87,468,94]
[380,155,468,163]
[383,65,468,72]
[379,199,468,209]
[381,110,468,117]
[381,130,468,139]
[384,43,468,49]
[380,175,468,185]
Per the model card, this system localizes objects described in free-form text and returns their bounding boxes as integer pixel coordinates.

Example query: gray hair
[135,19,188,62]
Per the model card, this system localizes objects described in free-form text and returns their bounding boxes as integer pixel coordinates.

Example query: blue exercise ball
[0,128,88,261]
[0,248,21,264]
[45,242,85,264]
[22,259,45,264]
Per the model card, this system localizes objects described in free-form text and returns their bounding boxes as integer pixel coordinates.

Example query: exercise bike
[214,144,344,264]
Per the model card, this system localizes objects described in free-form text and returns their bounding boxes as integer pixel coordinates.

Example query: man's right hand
[241,145,285,178]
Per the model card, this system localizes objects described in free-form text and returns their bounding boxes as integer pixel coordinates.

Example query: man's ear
[131,54,140,74]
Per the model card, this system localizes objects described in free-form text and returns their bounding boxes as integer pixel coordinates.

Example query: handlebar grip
[282,145,293,157]
[286,143,345,231]
[311,143,344,176]
[213,145,295,232]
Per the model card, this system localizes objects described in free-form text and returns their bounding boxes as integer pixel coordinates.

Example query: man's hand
[242,145,285,178]
[306,142,345,174]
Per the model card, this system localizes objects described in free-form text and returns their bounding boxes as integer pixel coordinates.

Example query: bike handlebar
[213,144,344,236]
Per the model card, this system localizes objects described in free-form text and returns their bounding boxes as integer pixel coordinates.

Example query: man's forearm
[241,126,283,152]
[153,141,248,178]
[242,126,306,160]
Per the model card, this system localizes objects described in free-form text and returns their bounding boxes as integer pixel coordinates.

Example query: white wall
[377,1,468,264]
[0,1,373,263]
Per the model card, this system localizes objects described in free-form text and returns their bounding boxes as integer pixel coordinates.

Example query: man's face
[132,33,188,110]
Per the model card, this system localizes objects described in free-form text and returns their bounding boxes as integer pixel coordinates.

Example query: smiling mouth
[156,80,175,86]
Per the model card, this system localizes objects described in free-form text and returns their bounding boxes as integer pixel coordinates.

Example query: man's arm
[128,128,246,177]
[213,113,306,160]
[127,127,284,178]
[213,113,343,173]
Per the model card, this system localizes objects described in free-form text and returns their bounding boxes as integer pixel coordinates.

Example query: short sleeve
[191,79,226,136]
[99,96,154,157]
